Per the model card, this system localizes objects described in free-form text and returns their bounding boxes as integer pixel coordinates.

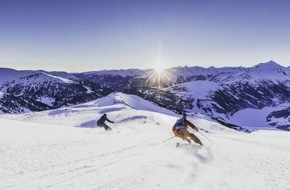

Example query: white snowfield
[0,93,290,190]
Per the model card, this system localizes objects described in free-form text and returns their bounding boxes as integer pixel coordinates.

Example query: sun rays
[145,44,174,88]
[146,66,172,88]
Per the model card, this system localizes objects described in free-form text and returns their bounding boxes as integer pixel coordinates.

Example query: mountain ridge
[0,61,289,131]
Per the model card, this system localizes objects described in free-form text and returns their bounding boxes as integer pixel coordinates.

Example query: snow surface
[230,107,275,130]
[42,73,76,84]
[166,81,221,113]
[1,93,290,190]
[230,103,290,131]
[171,81,220,98]
[37,97,55,107]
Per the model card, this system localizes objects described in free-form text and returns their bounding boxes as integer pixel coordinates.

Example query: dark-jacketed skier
[172,113,203,145]
[97,113,114,131]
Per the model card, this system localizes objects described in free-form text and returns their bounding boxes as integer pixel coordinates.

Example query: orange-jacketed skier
[172,113,203,145]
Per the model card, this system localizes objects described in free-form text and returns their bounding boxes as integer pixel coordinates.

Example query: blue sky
[0,0,290,72]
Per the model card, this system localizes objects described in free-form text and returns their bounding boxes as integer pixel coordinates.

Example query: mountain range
[0,60,289,131]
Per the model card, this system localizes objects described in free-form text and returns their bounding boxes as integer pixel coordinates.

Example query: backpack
[175,118,185,130]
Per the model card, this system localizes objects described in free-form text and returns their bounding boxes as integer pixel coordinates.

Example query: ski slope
[0,93,290,190]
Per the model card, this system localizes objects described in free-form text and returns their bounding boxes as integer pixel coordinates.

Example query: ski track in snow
[198,134,290,190]
[2,125,289,190]
[1,93,290,190]
[0,123,214,190]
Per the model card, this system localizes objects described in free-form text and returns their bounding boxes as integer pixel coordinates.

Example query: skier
[172,112,203,145]
[97,113,114,131]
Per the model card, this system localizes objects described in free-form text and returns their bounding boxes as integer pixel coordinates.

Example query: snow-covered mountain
[0,60,289,131]
[1,92,290,190]
[122,61,290,131]
[0,72,113,113]
[0,68,36,86]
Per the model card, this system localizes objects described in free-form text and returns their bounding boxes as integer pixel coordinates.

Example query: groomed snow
[230,103,290,131]
[0,93,290,190]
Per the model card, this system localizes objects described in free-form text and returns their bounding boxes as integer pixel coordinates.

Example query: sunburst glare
[146,44,174,88]
[147,61,172,88]
[153,62,166,74]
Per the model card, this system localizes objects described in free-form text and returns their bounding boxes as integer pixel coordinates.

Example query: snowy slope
[1,93,290,190]
[230,103,290,131]
[0,68,35,86]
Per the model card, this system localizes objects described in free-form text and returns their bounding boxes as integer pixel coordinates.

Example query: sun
[147,62,171,88]
[153,64,166,74]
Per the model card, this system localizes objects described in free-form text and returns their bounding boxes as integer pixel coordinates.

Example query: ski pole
[113,123,120,132]
[198,131,214,144]
[162,136,175,142]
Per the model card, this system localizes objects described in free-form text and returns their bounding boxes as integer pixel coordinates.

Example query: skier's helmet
[182,112,187,118]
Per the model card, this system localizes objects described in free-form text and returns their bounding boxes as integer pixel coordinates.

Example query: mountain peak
[254,60,282,69]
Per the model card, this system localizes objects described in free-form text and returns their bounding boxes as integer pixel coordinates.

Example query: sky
[0,0,290,72]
